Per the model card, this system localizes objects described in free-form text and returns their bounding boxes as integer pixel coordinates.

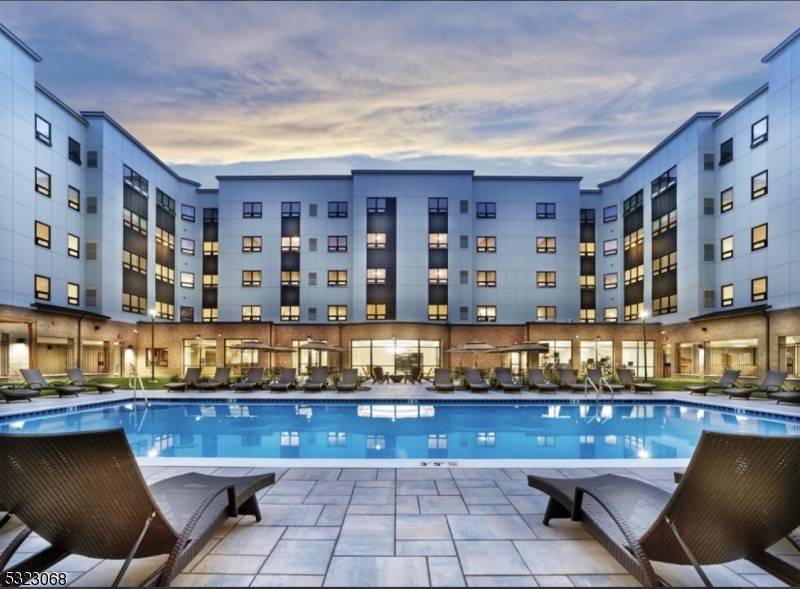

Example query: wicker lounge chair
[587,368,624,394]
[433,368,455,393]
[558,368,587,393]
[528,431,800,587]
[0,386,40,403]
[0,428,275,587]
[20,369,83,398]
[303,367,327,392]
[495,367,522,393]
[617,368,657,393]
[268,368,296,393]
[164,367,202,392]
[336,368,358,393]
[724,370,787,400]
[231,367,264,392]
[684,369,740,396]
[768,386,800,404]
[527,369,559,393]
[372,366,389,384]
[66,368,119,394]
[465,368,489,393]
[195,367,231,392]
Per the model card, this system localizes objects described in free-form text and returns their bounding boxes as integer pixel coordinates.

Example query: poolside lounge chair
[372,366,389,384]
[195,367,231,391]
[164,367,202,392]
[20,369,83,398]
[0,386,40,403]
[66,368,119,394]
[495,367,522,393]
[0,428,275,587]
[268,368,296,393]
[303,367,327,392]
[558,368,587,393]
[724,370,787,400]
[587,368,624,394]
[404,366,422,384]
[465,368,489,393]
[768,385,800,404]
[684,369,740,395]
[336,368,358,393]
[527,369,559,393]
[433,368,455,393]
[528,431,800,587]
[617,368,657,393]
[231,367,264,392]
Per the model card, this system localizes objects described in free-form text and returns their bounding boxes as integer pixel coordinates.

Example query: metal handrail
[128,372,150,407]
[583,378,599,399]
[599,377,616,401]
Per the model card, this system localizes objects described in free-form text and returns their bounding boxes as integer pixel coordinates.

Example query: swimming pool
[2,399,797,465]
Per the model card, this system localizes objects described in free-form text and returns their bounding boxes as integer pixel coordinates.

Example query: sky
[2,2,797,189]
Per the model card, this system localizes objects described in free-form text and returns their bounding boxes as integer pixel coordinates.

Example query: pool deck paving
[1,383,798,586]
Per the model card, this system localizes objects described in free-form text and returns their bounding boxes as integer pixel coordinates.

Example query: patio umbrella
[445,341,497,369]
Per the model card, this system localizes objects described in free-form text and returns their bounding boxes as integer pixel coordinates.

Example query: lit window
[719,138,733,166]
[536,271,555,288]
[328,270,347,286]
[751,171,768,199]
[476,202,496,218]
[123,209,148,236]
[752,224,767,250]
[281,271,300,286]
[751,277,767,302]
[155,227,174,249]
[367,268,386,284]
[428,305,447,321]
[180,272,194,288]
[625,302,643,322]
[428,198,448,213]
[328,305,347,321]
[429,234,448,249]
[477,306,496,322]
[328,236,347,252]
[625,264,644,285]
[154,301,173,320]
[604,273,618,290]
[203,241,218,255]
[536,203,555,219]
[721,236,733,260]
[751,116,768,147]
[476,270,496,287]
[367,198,386,213]
[721,187,733,213]
[329,202,348,217]
[604,307,618,323]
[202,308,218,323]
[122,293,146,315]
[181,238,195,255]
[281,305,300,321]
[242,271,262,286]
[155,264,174,284]
[68,186,80,211]
[367,233,386,248]
[537,306,556,322]
[68,234,80,258]
[580,309,596,323]
[652,210,677,236]
[624,228,643,251]
[35,221,50,248]
[243,202,262,218]
[67,283,79,306]
[579,242,595,257]
[35,275,50,300]
[580,275,595,290]
[537,237,556,253]
[281,236,300,252]
[122,251,147,274]
[35,168,51,197]
[721,284,733,307]
[281,202,300,217]
[653,295,678,316]
[181,204,195,222]
[366,304,386,320]
[68,138,81,165]
[603,239,617,256]
[429,268,448,284]
[242,236,261,252]
[242,305,261,322]
[477,236,496,252]
[603,205,617,223]
[653,253,677,275]
[35,115,51,145]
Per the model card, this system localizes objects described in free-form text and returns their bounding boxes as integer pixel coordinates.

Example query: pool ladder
[128,372,151,407]
[582,377,616,402]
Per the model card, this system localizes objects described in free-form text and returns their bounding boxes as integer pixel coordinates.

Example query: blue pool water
[1,400,797,460]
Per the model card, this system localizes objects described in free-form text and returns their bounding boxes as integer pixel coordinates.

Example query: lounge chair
[617,368,657,393]
[495,367,522,393]
[404,366,422,384]
[528,431,800,587]
[195,367,231,391]
[433,368,455,393]
[684,369,740,396]
[587,368,624,394]
[0,428,275,587]
[465,368,489,393]
[0,386,40,403]
[268,368,296,393]
[372,366,389,384]
[303,367,327,392]
[164,367,202,392]
[336,368,358,393]
[768,385,800,404]
[558,368,587,393]
[20,368,83,398]
[724,370,787,400]
[66,368,119,394]
[527,369,559,393]
[231,367,264,392]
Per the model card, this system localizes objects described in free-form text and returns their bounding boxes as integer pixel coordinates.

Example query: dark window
[703,198,714,215]
[281,202,300,217]
[68,186,80,211]
[476,202,496,218]
[156,189,175,215]
[328,202,347,217]
[460,235,468,249]
[721,188,733,213]
[203,208,218,222]
[123,164,149,196]
[35,221,50,248]
[624,190,644,215]
[752,224,767,250]
[242,236,261,252]
[580,209,595,224]
[367,198,386,213]
[536,203,555,219]
[35,168,51,197]
[603,205,617,223]
[87,150,98,168]
[651,167,676,197]
[720,138,733,166]
[35,275,50,300]
[751,171,768,199]
[86,242,97,260]
[703,153,714,170]
[429,198,448,213]
[68,138,81,165]
[537,237,556,253]
[181,204,195,222]
[328,236,347,252]
[460,200,469,213]
[243,202,262,218]
[309,238,317,251]
[309,203,317,217]
[751,117,768,147]
[751,277,767,302]
[180,306,194,322]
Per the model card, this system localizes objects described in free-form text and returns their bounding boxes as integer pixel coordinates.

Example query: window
[243,202,262,218]
[477,236,496,252]
[329,202,347,217]
[703,153,715,170]
[180,306,194,322]
[580,242,595,257]
[460,235,469,249]
[123,165,149,196]
[580,309,596,323]
[752,171,768,199]
[35,168,50,197]
[751,116,768,147]
[460,200,469,214]
[624,302,643,322]
[367,198,386,213]
[68,234,79,258]
[203,208,218,223]
[428,305,447,320]
[123,209,147,236]
[308,305,317,320]
[309,238,317,252]
[604,273,618,290]
[242,305,261,322]
[155,263,174,284]
[35,275,50,300]
[281,202,300,217]
[477,306,496,322]
[366,268,386,284]
[67,283,79,306]
[281,271,300,286]
[281,236,300,252]
[460,270,468,284]
[536,271,555,288]
[367,304,386,320]
[652,295,677,317]
[180,272,194,288]
[242,236,261,252]
[703,198,714,215]
[328,305,347,321]
[35,115,51,145]
[603,239,618,256]
[181,204,195,222]
[652,210,677,236]
[624,190,643,215]
[155,227,174,249]
[367,233,386,248]
[35,222,50,248]
[580,209,595,224]
[328,270,347,286]
[651,167,676,197]
[703,244,715,261]
[476,271,496,287]
[537,306,556,322]
[720,138,733,166]
[537,237,556,253]
[429,198,448,213]
[580,275,596,290]
[721,284,734,307]
[721,188,733,213]
[123,251,147,274]
[156,301,174,320]
[308,272,317,286]
[202,308,218,323]
[429,269,448,284]
[122,293,146,315]
[68,186,80,211]
[156,190,175,215]
[180,238,195,255]
[459,306,468,321]
[429,234,448,249]
[68,138,81,165]
[204,273,217,288]
[242,271,262,286]
[203,241,218,255]
[604,307,618,323]
[653,253,677,276]
[752,224,768,250]
[603,205,617,223]
[476,202,496,218]
[328,236,347,252]
[536,203,555,219]
[281,306,300,321]
[624,228,643,251]
[86,289,97,307]
[86,242,97,260]
[625,264,645,284]
[306,203,317,217]
[703,290,715,308]
[721,236,733,260]
[87,151,98,168]
[752,277,767,302]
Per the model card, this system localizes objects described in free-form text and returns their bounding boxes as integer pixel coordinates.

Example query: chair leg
[542,498,571,525]
[238,494,262,523]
